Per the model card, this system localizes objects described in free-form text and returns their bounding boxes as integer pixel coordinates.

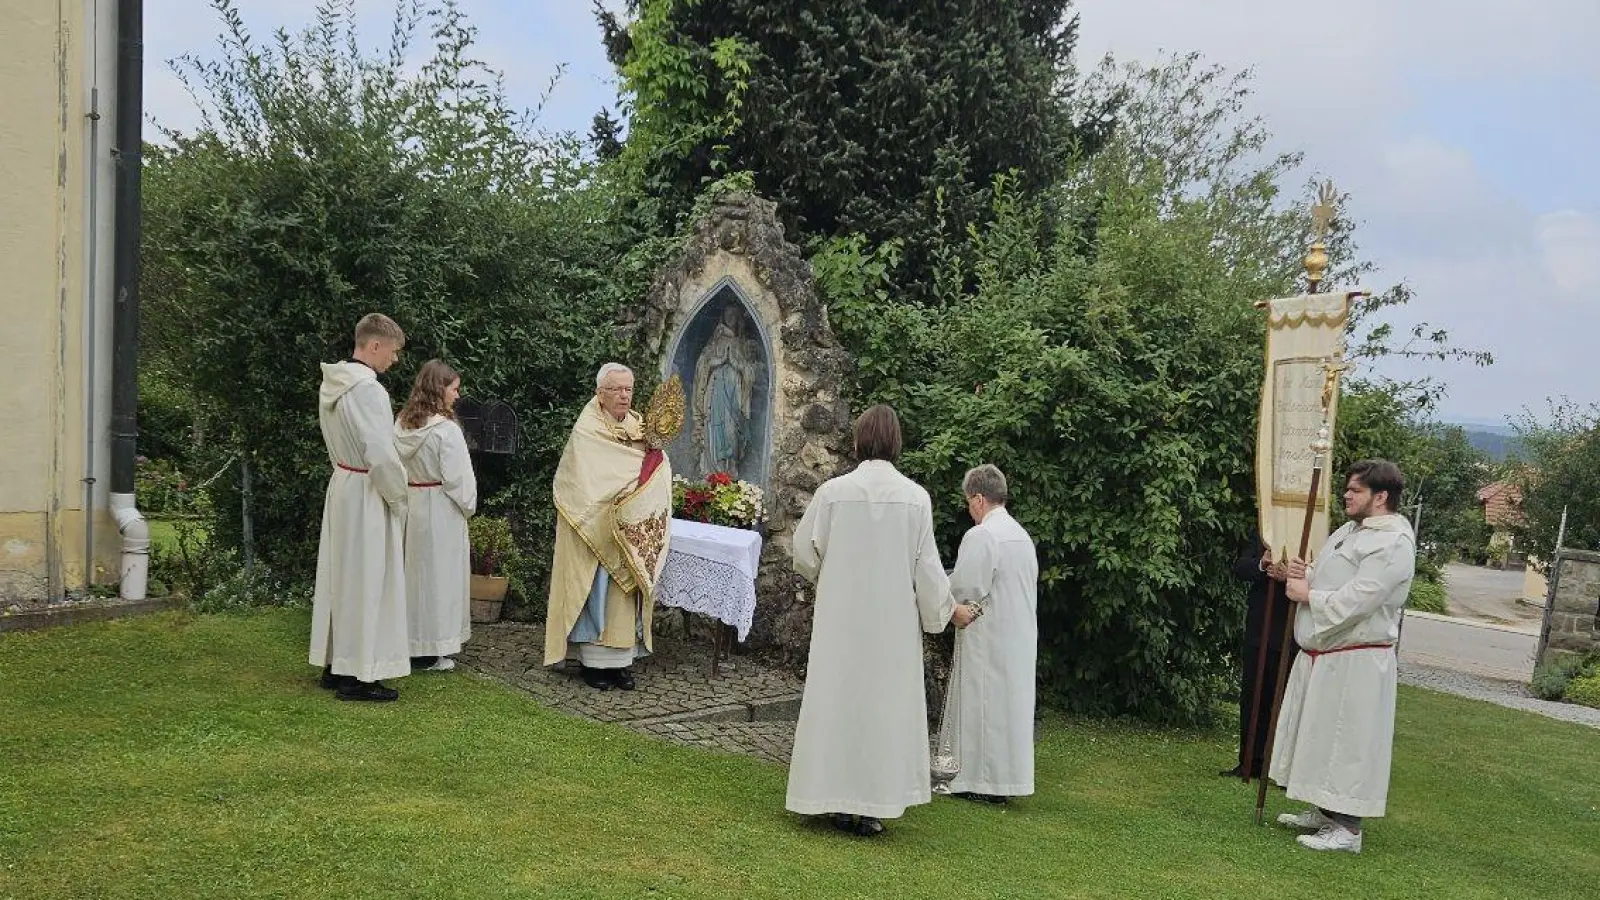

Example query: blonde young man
[310,313,411,702]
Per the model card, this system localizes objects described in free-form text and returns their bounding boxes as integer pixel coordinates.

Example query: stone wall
[1537,549,1600,668]
[622,192,853,656]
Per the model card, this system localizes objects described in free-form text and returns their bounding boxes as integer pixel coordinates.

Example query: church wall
[0,0,121,606]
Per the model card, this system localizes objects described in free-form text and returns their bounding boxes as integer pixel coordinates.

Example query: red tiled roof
[1477,481,1524,527]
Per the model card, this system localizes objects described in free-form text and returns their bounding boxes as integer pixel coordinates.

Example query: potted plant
[469,515,514,623]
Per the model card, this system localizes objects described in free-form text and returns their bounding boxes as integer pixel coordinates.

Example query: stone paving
[462,620,1600,770]
[459,620,802,763]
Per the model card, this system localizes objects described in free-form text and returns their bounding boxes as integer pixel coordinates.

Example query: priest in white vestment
[544,363,674,692]
[395,359,477,671]
[310,314,411,702]
[944,464,1039,804]
[1271,459,1416,854]
[786,405,978,837]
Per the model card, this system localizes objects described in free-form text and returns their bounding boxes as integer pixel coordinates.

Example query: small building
[1476,481,1526,569]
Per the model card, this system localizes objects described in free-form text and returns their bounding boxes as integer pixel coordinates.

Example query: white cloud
[143,1,1599,420]
[1071,0,1600,421]
[1536,211,1600,297]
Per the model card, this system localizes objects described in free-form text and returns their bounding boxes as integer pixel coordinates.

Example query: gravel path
[1399,661,1600,729]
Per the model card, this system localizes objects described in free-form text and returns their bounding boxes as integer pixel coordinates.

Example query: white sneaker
[425,658,456,671]
[1276,807,1332,831]
[1296,823,1362,854]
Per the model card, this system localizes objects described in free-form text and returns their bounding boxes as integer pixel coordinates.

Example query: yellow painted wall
[0,0,121,605]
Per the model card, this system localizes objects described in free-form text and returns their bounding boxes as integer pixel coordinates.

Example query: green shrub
[1407,578,1450,615]
[1564,673,1600,708]
[1530,652,1600,702]
[143,1,638,597]
[468,516,515,578]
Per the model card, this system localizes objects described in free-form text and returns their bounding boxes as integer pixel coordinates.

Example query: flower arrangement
[672,472,764,529]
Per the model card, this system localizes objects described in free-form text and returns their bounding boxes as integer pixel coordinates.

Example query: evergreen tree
[597,0,1114,284]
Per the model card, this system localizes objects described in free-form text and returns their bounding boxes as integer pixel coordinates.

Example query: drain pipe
[83,0,108,592]
[109,0,148,600]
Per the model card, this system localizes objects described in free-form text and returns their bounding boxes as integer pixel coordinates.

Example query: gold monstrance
[642,374,687,450]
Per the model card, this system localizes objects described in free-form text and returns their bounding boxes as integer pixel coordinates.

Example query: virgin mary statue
[692,303,759,479]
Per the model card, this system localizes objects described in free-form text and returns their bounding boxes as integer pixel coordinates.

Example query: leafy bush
[469,516,514,577]
[192,562,310,615]
[1563,673,1600,709]
[142,1,640,600]
[1406,578,1449,615]
[1530,651,1600,702]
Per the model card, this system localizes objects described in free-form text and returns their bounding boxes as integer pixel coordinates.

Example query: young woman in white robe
[394,360,477,671]
[785,405,977,837]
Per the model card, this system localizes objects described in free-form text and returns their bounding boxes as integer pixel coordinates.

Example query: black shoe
[954,792,1008,805]
[318,667,341,690]
[611,668,636,691]
[854,816,886,836]
[410,656,439,671]
[336,680,399,702]
[1219,765,1244,778]
[580,666,613,691]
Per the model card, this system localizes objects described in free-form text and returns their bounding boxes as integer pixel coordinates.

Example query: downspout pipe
[110,0,147,600]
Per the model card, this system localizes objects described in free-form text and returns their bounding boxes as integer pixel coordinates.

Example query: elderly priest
[544,363,674,691]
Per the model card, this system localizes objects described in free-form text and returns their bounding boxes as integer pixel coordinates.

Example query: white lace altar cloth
[655,519,762,642]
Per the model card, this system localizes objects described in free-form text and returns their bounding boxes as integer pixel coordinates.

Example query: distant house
[1476,481,1526,568]
[1477,481,1524,527]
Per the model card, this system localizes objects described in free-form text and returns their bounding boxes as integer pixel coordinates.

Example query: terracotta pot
[469,574,508,624]
[470,574,509,601]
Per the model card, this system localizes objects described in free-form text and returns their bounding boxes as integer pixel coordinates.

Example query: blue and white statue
[692,303,760,480]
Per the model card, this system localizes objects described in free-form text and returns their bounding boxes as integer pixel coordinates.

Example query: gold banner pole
[1250,182,1348,824]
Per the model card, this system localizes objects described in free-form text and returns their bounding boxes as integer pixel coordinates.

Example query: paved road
[1390,563,1542,683]
[1440,562,1542,627]
[1398,612,1538,683]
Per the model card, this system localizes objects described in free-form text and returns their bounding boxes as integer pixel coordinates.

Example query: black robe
[1233,533,1300,776]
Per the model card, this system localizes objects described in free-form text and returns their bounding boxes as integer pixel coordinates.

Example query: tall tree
[1512,401,1600,558]
[595,0,1114,285]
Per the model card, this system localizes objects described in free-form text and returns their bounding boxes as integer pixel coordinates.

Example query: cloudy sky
[144,1,1600,426]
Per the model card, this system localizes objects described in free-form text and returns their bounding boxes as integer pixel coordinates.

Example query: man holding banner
[1272,459,1415,854]
[1248,188,1417,851]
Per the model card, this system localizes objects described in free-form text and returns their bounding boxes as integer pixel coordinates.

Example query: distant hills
[1451,422,1524,461]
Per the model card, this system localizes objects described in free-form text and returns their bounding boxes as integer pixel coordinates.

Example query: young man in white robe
[785,405,977,837]
[394,359,477,672]
[1272,459,1416,853]
[944,464,1039,805]
[310,313,411,702]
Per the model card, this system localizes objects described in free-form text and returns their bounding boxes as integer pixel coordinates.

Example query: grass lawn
[147,518,207,556]
[2,610,1597,900]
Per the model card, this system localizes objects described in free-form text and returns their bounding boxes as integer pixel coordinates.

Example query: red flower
[707,472,733,487]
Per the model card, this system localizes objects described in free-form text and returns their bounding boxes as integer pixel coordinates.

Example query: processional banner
[1255,291,1357,561]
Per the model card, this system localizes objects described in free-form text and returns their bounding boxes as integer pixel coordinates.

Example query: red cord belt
[408,481,442,488]
[336,462,369,474]
[1305,643,1395,659]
